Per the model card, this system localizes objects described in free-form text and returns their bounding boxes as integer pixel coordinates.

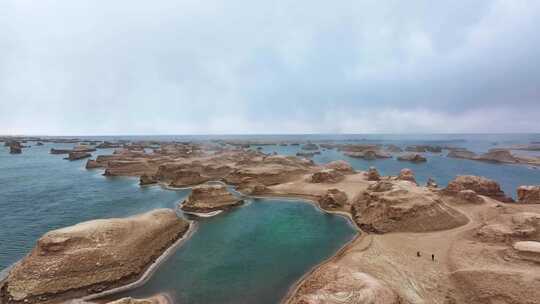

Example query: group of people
[417,251,435,261]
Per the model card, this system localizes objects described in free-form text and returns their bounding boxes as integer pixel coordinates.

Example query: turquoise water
[111,199,355,304]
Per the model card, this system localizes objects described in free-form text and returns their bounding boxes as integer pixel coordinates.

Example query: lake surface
[1,134,539,303]
[110,198,355,304]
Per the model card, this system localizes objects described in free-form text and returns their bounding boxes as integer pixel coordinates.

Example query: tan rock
[236,178,268,195]
[85,159,102,169]
[445,175,513,202]
[180,184,243,213]
[517,185,540,204]
[352,181,467,233]
[169,170,209,187]
[475,212,540,243]
[397,168,416,184]
[103,160,155,177]
[476,149,519,163]
[368,180,394,192]
[426,177,438,188]
[65,151,91,161]
[447,149,477,159]
[366,166,380,181]
[1,209,190,303]
[456,189,484,204]
[310,169,344,183]
[289,266,403,304]
[324,160,354,173]
[344,149,391,160]
[139,174,157,186]
[397,153,427,163]
[319,189,348,209]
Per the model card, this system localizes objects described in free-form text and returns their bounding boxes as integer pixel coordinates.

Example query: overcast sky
[1,0,539,135]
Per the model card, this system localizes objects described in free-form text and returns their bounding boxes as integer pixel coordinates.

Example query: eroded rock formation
[352,180,468,233]
[397,168,416,184]
[396,153,427,163]
[445,175,513,202]
[517,185,540,204]
[0,209,190,304]
[65,151,91,161]
[366,166,381,181]
[310,169,344,183]
[180,183,243,213]
[319,189,348,210]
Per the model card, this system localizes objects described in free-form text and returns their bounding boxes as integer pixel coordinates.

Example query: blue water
[0,143,189,270]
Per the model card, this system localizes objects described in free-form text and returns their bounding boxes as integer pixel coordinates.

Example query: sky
[1,0,539,135]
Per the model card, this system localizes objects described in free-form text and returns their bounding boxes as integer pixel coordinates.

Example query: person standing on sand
[432,254,435,261]
[417,251,421,257]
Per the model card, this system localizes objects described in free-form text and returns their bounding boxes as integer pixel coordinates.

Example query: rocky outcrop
[405,145,442,153]
[475,212,540,244]
[180,184,243,213]
[476,149,519,163]
[447,149,477,159]
[169,170,209,187]
[426,177,438,188]
[352,181,467,233]
[65,151,91,161]
[368,180,394,192]
[288,267,404,304]
[447,148,540,166]
[344,149,391,160]
[85,159,102,169]
[50,145,96,155]
[0,209,190,304]
[366,166,380,181]
[225,163,308,186]
[103,160,155,177]
[319,189,348,209]
[396,153,427,163]
[445,175,513,202]
[517,185,540,204]
[397,168,416,184]
[139,174,157,186]
[235,178,268,195]
[456,189,484,204]
[310,169,344,183]
[9,142,22,154]
[324,160,354,173]
[50,148,73,154]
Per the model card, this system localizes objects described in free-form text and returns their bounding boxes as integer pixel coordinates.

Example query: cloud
[1,0,539,135]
